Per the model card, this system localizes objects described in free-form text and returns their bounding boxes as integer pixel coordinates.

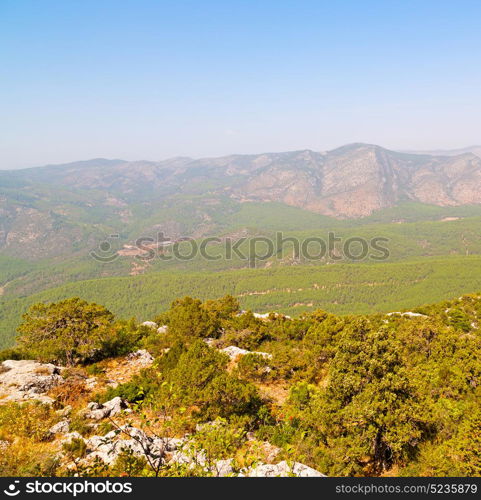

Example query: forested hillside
[2,255,481,349]
[1,292,480,476]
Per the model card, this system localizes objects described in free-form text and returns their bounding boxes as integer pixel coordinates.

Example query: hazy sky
[1,0,481,169]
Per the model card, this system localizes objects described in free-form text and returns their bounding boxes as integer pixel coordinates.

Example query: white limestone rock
[245,460,325,477]
[85,397,127,420]
[220,346,272,361]
[126,349,154,367]
[0,360,64,404]
[141,321,158,329]
[386,311,428,318]
[49,420,70,435]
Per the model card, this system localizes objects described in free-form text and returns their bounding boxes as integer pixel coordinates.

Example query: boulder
[85,397,127,420]
[141,321,158,329]
[126,349,154,367]
[49,420,70,435]
[220,346,272,361]
[85,377,98,390]
[253,313,271,319]
[168,449,233,477]
[82,426,181,466]
[0,360,64,404]
[214,459,234,477]
[157,325,168,334]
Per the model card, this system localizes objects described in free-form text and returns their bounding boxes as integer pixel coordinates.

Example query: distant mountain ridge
[402,146,481,158]
[6,143,481,217]
[1,143,481,258]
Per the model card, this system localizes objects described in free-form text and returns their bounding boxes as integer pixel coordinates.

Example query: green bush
[17,298,114,365]
[237,353,270,381]
[198,373,263,420]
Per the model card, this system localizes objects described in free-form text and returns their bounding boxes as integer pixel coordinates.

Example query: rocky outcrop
[140,322,168,335]
[85,397,128,420]
[140,321,158,329]
[220,346,272,361]
[61,425,181,468]
[85,426,175,466]
[386,311,428,318]
[59,424,325,477]
[49,420,70,435]
[244,461,325,477]
[126,349,154,367]
[0,360,64,404]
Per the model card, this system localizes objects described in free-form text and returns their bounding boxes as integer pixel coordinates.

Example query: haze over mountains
[1,143,481,258]
[403,146,481,158]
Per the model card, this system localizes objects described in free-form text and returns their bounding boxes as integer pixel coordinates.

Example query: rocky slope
[0,353,325,477]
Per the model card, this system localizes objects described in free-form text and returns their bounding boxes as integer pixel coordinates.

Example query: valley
[2,145,481,349]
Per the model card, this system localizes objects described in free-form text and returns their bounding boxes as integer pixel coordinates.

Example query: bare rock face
[228,145,481,218]
[0,360,64,404]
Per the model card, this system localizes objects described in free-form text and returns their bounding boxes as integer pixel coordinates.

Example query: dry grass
[0,437,59,476]
[49,379,91,408]
[34,366,52,376]
[256,382,289,406]
[103,357,145,383]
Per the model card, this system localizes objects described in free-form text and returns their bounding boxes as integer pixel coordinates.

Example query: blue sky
[1,0,480,169]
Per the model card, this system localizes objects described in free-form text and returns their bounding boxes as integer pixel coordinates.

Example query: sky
[1,0,481,169]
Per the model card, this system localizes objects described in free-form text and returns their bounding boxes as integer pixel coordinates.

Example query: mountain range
[1,143,481,259]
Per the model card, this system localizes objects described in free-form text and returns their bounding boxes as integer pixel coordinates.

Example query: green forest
[2,205,481,349]
[2,253,481,349]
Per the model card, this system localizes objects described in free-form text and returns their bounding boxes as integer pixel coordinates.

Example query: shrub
[17,298,114,366]
[99,366,163,404]
[203,295,240,320]
[237,353,270,381]
[0,402,58,442]
[98,319,145,359]
[198,373,263,420]
[110,448,148,477]
[62,438,87,459]
[159,297,220,341]
[0,440,59,476]
[68,414,92,437]
[0,347,29,362]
